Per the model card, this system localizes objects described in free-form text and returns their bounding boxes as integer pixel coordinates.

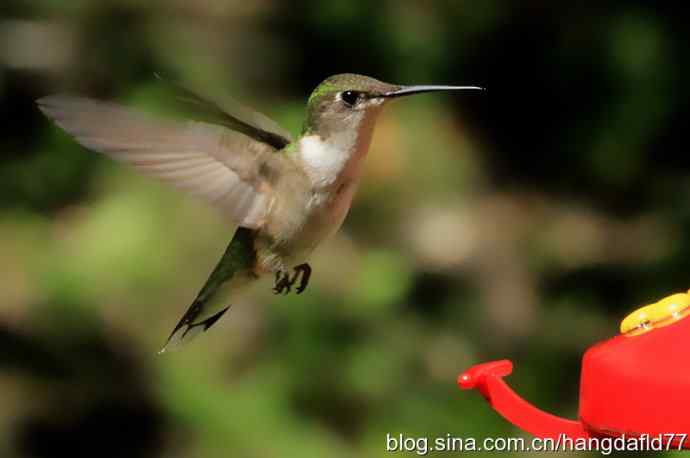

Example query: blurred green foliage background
[1,1,690,457]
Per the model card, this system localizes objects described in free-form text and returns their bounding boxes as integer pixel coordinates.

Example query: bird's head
[303,73,483,139]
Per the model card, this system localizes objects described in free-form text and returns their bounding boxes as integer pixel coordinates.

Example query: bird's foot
[272,263,312,295]
[293,263,312,294]
[273,271,292,295]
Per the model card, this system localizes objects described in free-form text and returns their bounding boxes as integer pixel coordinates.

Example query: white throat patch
[298,131,357,188]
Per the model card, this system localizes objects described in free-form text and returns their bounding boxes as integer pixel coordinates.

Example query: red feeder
[458,291,690,448]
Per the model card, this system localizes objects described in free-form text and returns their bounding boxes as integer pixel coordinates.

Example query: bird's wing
[155,75,294,150]
[38,95,294,228]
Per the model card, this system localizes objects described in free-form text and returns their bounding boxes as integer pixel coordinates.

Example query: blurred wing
[155,74,294,150]
[37,95,289,228]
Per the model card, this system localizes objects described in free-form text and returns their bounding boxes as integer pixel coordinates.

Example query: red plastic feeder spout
[458,359,588,440]
[458,290,690,448]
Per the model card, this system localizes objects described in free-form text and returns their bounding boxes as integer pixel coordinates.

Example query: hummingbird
[37,73,482,351]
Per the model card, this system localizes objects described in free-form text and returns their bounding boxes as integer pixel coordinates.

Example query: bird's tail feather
[158,227,258,353]
[159,304,230,353]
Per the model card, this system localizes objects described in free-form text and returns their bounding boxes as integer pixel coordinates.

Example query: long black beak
[382,85,484,98]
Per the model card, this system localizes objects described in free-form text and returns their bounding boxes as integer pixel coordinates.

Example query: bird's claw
[294,263,312,294]
[273,271,292,295]
[272,263,312,295]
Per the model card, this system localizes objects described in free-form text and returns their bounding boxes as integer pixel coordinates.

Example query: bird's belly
[288,180,358,261]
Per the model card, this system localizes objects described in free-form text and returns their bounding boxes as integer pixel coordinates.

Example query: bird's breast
[273,166,363,266]
[260,122,377,266]
[312,177,359,228]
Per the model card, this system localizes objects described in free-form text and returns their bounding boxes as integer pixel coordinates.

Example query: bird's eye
[341,90,360,107]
